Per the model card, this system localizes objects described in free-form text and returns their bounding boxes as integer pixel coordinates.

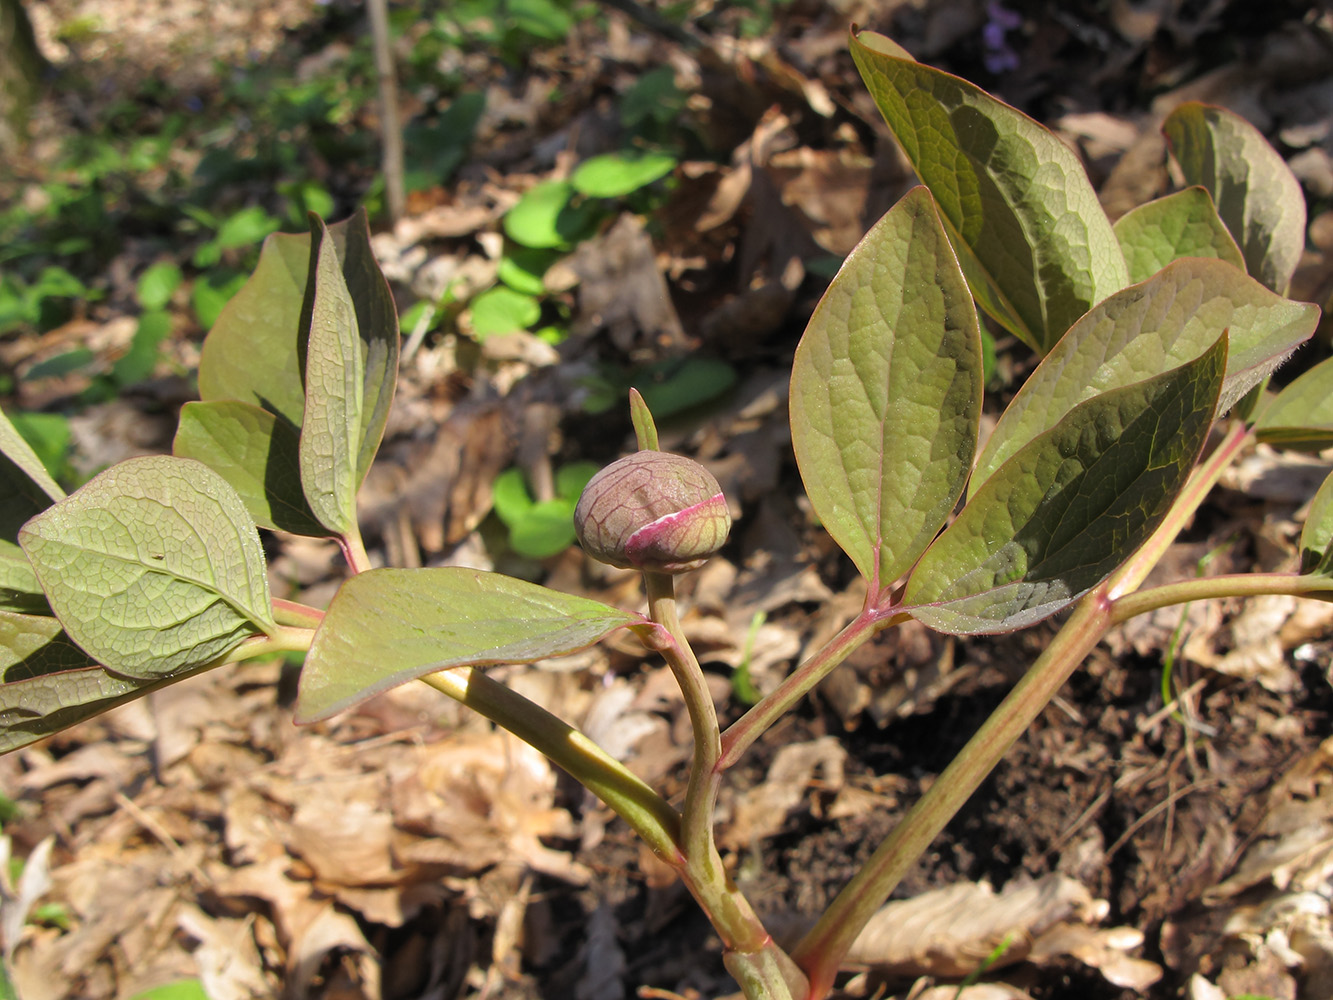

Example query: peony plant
[3,26,1332,1000]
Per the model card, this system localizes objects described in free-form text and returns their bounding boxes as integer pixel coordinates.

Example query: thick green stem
[272,598,325,629]
[641,573,803,993]
[791,593,1113,997]
[340,528,374,575]
[221,625,315,663]
[720,609,900,771]
[643,571,721,868]
[420,668,682,863]
[1111,571,1333,624]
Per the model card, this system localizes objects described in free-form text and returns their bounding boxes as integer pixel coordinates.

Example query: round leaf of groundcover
[503,180,600,249]
[469,286,542,340]
[571,151,676,198]
[970,256,1317,498]
[295,567,644,723]
[905,335,1226,635]
[18,456,275,677]
[790,186,982,593]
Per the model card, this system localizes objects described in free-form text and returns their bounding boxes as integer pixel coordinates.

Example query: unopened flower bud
[574,451,731,573]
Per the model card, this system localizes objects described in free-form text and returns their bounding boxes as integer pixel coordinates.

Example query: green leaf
[469,285,541,340]
[905,335,1227,634]
[850,29,1128,354]
[555,461,599,498]
[497,246,560,296]
[198,230,309,425]
[0,407,64,505]
[0,610,191,757]
[330,209,400,487]
[111,310,171,386]
[298,218,365,536]
[790,186,983,592]
[571,151,676,198]
[1256,357,1333,450]
[295,567,644,722]
[1163,102,1306,295]
[1113,187,1245,284]
[491,467,535,528]
[135,262,184,311]
[173,400,330,536]
[509,498,578,558]
[199,211,398,492]
[972,257,1318,495]
[503,180,601,249]
[634,358,737,418]
[127,979,211,1000]
[190,271,247,331]
[1299,470,1333,575]
[18,456,275,676]
[0,408,62,614]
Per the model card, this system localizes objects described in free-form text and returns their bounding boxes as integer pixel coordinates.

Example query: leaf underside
[295,567,644,723]
[972,257,1317,496]
[790,186,982,593]
[1256,356,1333,451]
[19,456,274,677]
[905,335,1227,634]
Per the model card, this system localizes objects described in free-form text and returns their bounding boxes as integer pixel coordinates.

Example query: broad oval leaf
[173,400,330,536]
[299,218,365,536]
[197,229,309,427]
[1163,102,1306,295]
[905,335,1227,634]
[1256,356,1333,451]
[1113,187,1244,284]
[198,210,398,494]
[790,186,982,593]
[972,257,1317,495]
[850,29,1128,353]
[295,567,644,722]
[19,456,275,676]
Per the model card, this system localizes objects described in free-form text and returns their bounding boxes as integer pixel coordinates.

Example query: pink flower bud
[574,452,731,573]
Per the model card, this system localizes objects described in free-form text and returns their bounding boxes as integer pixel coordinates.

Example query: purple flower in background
[983,1,1022,74]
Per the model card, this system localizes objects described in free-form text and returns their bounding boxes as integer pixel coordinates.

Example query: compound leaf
[905,335,1226,634]
[1113,187,1244,284]
[1256,356,1333,450]
[790,187,982,594]
[19,456,275,676]
[850,29,1127,353]
[973,257,1316,495]
[295,567,644,722]
[174,400,329,536]
[1164,102,1306,295]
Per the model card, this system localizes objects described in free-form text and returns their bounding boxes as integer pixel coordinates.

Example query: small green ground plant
[3,27,1332,1000]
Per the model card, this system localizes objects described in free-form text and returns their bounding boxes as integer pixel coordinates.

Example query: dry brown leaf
[721,737,845,848]
[843,875,1109,978]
